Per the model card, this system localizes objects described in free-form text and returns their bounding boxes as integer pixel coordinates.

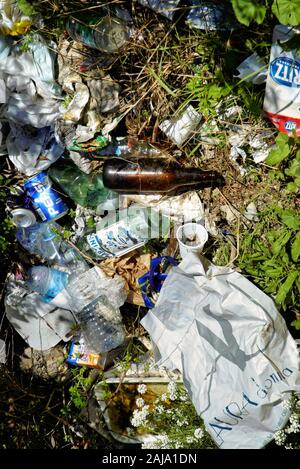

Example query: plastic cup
[176,222,208,258]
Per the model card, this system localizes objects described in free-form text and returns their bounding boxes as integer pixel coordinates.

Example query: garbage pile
[0,0,299,450]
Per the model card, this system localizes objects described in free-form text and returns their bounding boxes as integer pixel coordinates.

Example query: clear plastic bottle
[26,265,69,302]
[26,266,126,353]
[16,222,88,273]
[66,8,133,53]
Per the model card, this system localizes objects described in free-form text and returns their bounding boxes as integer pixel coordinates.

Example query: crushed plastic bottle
[26,265,126,353]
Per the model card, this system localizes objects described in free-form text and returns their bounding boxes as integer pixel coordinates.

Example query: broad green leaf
[296,149,300,161]
[272,0,300,26]
[275,132,290,146]
[286,182,299,193]
[291,231,300,262]
[266,144,290,165]
[285,159,300,177]
[280,209,300,229]
[17,0,36,16]
[276,271,298,305]
[232,0,266,26]
[291,319,300,330]
[271,230,291,255]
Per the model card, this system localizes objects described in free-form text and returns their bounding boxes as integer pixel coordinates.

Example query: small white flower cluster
[135,397,145,408]
[156,405,164,415]
[137,384,147,395]
[161,393,168,402]
[131,404,149,428]
[285,412,300,434]
[194,428,204,440]
[274,430,287,446]
[283,398,293,410]
[167,381,178,401]
[142,434,170,449]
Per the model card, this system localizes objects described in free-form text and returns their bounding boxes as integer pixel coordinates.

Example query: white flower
[137,384,147,395]
[161,393,168,402]
[186,436,195,444]
[156,405,164,415]
[274,430,287,446]
[180,394,188,402]
[131,405,149,428]
[136,397,145,408]
[176,419,184,427]
[167,381,178,400]
[194,428,204,440]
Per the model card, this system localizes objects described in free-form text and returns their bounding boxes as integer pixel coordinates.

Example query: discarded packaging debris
[159,105,202,146]
[26,265,127,353]
[236,52,268,85]
[76,205,170,260]
[264,25,300,135]
[186,1,236,31]
[5,275,75,351]
[138,256,177,308]
[141,253,300,449]
[137,0,181,20]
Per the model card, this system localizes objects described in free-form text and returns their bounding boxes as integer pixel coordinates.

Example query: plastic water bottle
[26,266,69,302]
[26,266,126,353]
[16,222,88,272]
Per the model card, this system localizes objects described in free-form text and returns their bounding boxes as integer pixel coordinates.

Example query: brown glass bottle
[102,158,225,194]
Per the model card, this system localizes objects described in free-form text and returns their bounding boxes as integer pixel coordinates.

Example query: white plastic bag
[141,253,300,449]
[5,278,75,351]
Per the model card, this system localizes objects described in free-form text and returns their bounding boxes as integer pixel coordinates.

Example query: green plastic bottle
[48,161,118,211]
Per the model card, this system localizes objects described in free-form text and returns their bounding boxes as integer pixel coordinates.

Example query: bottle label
[86,220,145,259]
[41,270,69,303]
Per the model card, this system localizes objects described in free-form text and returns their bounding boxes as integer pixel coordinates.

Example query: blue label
[284,120,297,131]
[270,57,300,88]
[41,269,68,303]
[24,172,68,221]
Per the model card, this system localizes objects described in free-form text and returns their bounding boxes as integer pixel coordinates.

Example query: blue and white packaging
[24,171,68,222]
[263,25,300,135]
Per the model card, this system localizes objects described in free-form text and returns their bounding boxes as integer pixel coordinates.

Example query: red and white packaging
[263,25,300,135]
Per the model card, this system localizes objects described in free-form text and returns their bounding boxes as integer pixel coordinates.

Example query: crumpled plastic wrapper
[5,275,75,351]
[137,0,181,19]
[101,250,154,306]
[0,0,32,36]
[121,191,204,223]
[228,125,276,170]
[159,105,202,146]
[57,37,120,145]
[0,34,62,127]
[236,52,267,85]
[6,123,64,176]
